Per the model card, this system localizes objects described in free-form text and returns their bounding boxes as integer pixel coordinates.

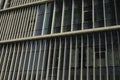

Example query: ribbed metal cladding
[0,31,120,80]
[0,0,120,80]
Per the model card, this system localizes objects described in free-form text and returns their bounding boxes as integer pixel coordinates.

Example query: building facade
[0,0,120,80]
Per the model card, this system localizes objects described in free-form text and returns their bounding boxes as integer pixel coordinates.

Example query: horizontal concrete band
[0,0,54,12]
[0,26,120,44]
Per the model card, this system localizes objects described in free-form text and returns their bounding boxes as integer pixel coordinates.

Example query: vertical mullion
[105,32,109,80]
[103,0,106,26]
[30,41,38,80]
[56,38,62,80]
[16,42,25,80]
[117,31,120,60]
[35,40,42,80]
[74,36,77,80]
[61,0,64,32]
[68,37,72,80]
[11,43,20,80]
[111,32,116,80]
[3,12,11,40]
[51,39,57,80]
[24,7,31,37]
[18,8,26,38]
[71,0,74,31]
[33,5,39,36]
[81,0,84,30]
[93,34,95,80]
[12,10,20,39]
[51,1,56,34]
[16,9,23,38]
[45,40,52,80]
[3,44,13,80]
[40,40,47,80]
[1,13,7,40]
[10,10,18,39]
[99,33,102,80]
[92,0,95,28]
[25,41,33,80]
[0,13,5,40]
[86,35,89,80]
[13,9,21,39]
[20,41,29,80]
[27,7,33,37]
[0,44,8,79]
[42,3,47,35]
[62,37,66,80]
[7,11,16,40]
[80,35,83,80]
[0,45,5,63]
[16,9,24,38]
[21,8,28,38]
[4,44,16,80]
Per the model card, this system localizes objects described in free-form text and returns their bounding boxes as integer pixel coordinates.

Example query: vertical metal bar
[74,36,77,80]
[20,41,29,80]
[68,37,72,80]
[57,38,61,80]
[33,5,39,36]
[35,40,42,80]
[0,44,8,79]
[25,41,34,80]
[93,34,95,80]
[111,32,116,80]
[92,0,95,28]
[82,0,84,30]
[80,35,83,80]
[2,44,13,80]
[11,43,20,80]
[30,41,38,80]
[16,42,25,80]
[105,32,109,80]
[99,33,102,80]
[40,40,47,80]
[51,39,57,80]
[86,34,89,80]
[42,3,47,35]
[45,39,52,80]
[61,0,64,32]
[71,0,74,31]
[103,0,106,26]
[51,1,55,34]
[62,37,66,80]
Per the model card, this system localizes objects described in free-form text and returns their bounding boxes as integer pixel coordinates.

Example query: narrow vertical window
[94,0,104,27]
[73,0,82,30]
[84,0,93,29]
[53,0,63,33]
[35,4,45,35]
[44,3,54,34]
[63,0,72,32]
[105,0,116,26]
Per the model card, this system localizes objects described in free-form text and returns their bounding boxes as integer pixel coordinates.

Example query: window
[35,4,45,35]
[44,3,54,34]
[63,0,72,32]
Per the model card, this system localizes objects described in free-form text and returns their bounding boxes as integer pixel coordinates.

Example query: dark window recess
[116,0,120,24]
[35,5,45,35]
[53,0,62,33]
[63,0,72,32]
[44,3,54,34]
[0,0,5,9]
[105,2,116,26]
